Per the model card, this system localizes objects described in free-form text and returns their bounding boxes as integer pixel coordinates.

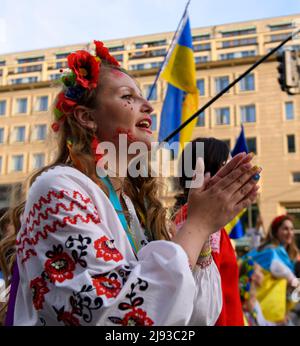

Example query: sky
[0,0,300,54]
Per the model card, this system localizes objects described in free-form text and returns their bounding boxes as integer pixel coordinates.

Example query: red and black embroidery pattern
[108,278,154,326]
[92,273,122,299]
[53,284,103,325]
[17,189,100,264]
[30,276,50,310]
[44,245,76,283]
[94,236,123,263]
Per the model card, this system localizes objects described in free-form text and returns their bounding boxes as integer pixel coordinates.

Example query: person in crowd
[0,42,260,326]
[247,215,300,323]
[173,138,260,326]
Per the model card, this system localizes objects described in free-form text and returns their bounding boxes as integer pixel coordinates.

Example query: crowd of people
[0,41,299,326]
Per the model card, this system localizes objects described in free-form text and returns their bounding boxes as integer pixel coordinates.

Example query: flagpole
[147,0,191,101]
[160,28,300,144]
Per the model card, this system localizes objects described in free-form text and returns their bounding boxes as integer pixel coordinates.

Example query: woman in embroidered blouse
[0,41,261,326]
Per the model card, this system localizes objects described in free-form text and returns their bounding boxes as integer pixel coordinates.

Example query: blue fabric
[178,17,193,49]
[0,271,3,279]
[246,245,295,273]
[158,83,183,146]
[231,125,249,157]
[229,220,244,239]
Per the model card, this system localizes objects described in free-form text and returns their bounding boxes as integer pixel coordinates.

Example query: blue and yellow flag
[158,12,199,153]
[226,125,249,239]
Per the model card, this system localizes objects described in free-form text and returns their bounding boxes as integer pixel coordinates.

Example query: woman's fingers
[225,165,262,197]
[233,187,259,214]
[231,181,260,206]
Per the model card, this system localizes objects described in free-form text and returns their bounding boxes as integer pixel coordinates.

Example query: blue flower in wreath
[65,85,86,101]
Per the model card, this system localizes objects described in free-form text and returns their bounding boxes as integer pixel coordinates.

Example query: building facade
[0,14,300,234]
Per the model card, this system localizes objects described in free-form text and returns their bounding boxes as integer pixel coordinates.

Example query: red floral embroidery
[57,311,81,326]
[30,276,50,310]
[44,251,76,283]
[94,236,123,262]
[92,276,121,298]
[122,308,154,326]
[55,91,77,115]
[68,50,100,90]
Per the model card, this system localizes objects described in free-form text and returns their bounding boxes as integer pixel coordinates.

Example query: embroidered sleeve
[15,168,196,326]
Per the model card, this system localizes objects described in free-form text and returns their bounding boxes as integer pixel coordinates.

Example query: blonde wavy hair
[0,62,170,324]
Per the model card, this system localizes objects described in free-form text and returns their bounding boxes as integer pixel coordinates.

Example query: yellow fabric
[243,313,249,326]
[224,209,246,234]
[161,44,199,149]
[256,269,287,322]
[161,45,198,94]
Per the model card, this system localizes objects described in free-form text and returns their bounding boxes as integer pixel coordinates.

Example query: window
[36,96,48,112]
[15,98,28,113]
[11,77,38,85]
[0,100,6,116]
[12,155,24,172]
[17,65,42,73]
[269,23,294,31]
[194,43,211,52]
[222,28,257,38]
[56,52,71,59]
[108,46,124,52]
[32,153,45,170]
[112,54,123,62]
[215,76,229,94]
[151,114,157,131]
[144,84,157,101]
[196,112,205,127]
[219,51,256,60]
[292,172,300,183]
[17,56,44,64]
[55,61,68,69]
[215,108,230,125]
[197,79,205,96]
[15,126,26,142]
[0,128,4,144]
[49,74,61,80]
[240,74,255,91]
[287,135,296,153]
[193,34,211,41]
[270,33,290,42]
[220,53,235,60]
[285,102,294,120]
[35,125,47,141]
[246,137,257,154]
[0,61,5,66]
[195,56,209,64]
[222,38,257,48]
[241,105,256,123]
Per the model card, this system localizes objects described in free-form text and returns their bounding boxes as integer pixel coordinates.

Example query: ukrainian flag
[158,12,199,153]
[226,125,249,239]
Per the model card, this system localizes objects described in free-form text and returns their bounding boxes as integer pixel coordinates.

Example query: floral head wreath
[51,40,120,132]
[239,257,255,302]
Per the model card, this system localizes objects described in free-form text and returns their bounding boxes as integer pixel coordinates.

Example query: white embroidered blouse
[13,166,222,326]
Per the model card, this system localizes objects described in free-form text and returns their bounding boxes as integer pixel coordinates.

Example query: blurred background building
[0,13,300,239]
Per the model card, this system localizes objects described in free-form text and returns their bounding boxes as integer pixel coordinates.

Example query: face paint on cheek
[114,127,138,143]
[110,69,125,78]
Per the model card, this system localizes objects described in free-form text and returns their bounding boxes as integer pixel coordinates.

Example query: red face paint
[114,127,138,143]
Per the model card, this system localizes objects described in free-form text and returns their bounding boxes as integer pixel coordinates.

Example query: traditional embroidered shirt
[13,166,221,326]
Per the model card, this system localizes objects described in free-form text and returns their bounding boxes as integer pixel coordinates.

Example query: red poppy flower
[94,236,123,262]
[57,311,81,326]
[30,276,50,310]
[94,40,120,67]
[44,252,76,283]
[122,308,154,326]
[92,276,122,298]
[55,91,77,115]
[68,50,100,90]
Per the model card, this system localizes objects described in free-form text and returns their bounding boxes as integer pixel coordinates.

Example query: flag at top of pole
[158,8,199,155]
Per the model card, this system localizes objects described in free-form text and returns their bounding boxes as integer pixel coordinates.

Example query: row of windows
[209,135,297,155]
[194,101,296,127]
[0,124,47,144]
[219,50,256,60]
[0,96,49,116]
[0,153,46,173]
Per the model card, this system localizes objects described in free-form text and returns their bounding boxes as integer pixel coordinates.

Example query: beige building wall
[0,13,300,233]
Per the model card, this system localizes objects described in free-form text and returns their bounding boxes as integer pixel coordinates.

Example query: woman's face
[276,219,295,246]
[94,68,154,151]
